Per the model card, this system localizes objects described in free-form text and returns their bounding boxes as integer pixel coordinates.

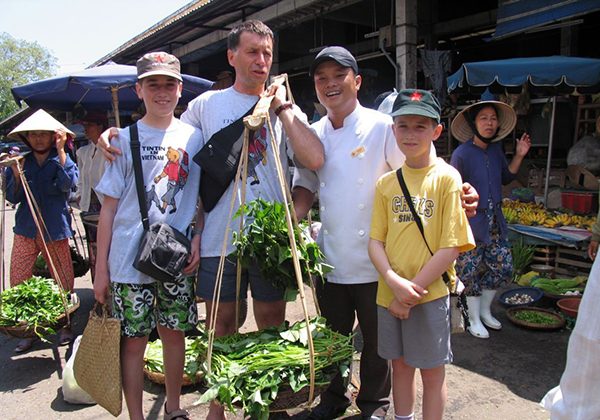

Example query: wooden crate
[554,247,593,276]
[531,245,556,266]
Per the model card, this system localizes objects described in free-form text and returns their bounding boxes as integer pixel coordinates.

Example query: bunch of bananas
[501,199,598,231]
[519,210,549,226]
[501,207,519,224]
[543,213,574,228]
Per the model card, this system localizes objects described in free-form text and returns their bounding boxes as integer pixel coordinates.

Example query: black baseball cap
[309,46,359,77]
[389,89,441,123]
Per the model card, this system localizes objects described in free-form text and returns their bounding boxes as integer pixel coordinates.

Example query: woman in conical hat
[5,109,79,352]
[449,101,531,339]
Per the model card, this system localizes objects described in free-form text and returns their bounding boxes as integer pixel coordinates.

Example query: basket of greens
[198,317,353,419]
[232,199,333,301]
[506,307,565,330]
[144,337,205,386]
[0,276,79,339]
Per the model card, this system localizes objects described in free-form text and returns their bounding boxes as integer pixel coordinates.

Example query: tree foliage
[0,32,57,120]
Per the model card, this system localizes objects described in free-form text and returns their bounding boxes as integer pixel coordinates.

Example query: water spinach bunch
[232,198,333,300]
[198,317,353,419]
[144,337,205,383]
[0,276,70,339]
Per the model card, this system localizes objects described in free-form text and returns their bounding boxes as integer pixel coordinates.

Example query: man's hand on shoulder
[461,182,479,218]
[97,127,122,162]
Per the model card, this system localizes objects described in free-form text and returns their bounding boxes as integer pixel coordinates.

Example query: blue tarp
[447,56,600,95]
[493,0,600,40]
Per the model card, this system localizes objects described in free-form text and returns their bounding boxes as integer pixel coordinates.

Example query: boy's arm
[388,298,411,320]
[94,196,118,304]
[411,247,460,290]
[184,198,204,274]
[368,238,427,305]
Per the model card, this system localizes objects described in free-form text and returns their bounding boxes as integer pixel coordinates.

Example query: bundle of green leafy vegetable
[198,317,353,419]
[144,337,205,383]
[530,276,586,296]
[232,199,333,301]
[511,238,535,282]
[0,276,71,338]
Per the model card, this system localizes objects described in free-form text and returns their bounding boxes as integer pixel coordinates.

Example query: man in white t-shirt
[182,20,324,420]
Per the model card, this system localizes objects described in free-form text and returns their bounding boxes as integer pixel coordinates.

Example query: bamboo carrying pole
[205,74,321,406]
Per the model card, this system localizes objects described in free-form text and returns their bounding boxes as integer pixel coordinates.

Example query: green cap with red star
[389,89,441,123]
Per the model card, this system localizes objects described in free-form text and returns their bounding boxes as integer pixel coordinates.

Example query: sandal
[14,338,34,353]
[164,403,190,420]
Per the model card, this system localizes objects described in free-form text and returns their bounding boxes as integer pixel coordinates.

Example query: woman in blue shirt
[450,101,530,338]
[5,109,79,352]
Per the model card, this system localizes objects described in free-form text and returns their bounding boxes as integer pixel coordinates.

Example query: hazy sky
[1,0,192,74]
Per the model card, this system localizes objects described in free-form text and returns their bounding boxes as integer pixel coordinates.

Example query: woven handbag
[73,303,122,417]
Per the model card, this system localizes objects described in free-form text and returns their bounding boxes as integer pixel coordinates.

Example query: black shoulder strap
[129,123,150,231]
[396,167,451,285]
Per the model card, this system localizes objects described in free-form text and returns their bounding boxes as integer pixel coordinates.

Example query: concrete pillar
[395,0,418,89]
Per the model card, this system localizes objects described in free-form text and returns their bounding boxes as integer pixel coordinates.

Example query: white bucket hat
[8,109,75,144]
[450,100,517,143]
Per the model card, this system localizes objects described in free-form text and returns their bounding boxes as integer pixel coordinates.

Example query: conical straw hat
[8,109,75,143]
[450,100,517,143]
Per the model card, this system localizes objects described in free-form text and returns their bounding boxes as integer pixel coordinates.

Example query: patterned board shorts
[111,277,198,337]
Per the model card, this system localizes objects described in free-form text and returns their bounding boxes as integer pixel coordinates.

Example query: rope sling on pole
[205,74,321,407]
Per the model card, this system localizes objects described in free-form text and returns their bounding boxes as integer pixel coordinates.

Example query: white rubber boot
[480,289,502,330]
[466,296,489,338]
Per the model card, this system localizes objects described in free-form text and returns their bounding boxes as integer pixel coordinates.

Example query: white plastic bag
[62,335,96,405]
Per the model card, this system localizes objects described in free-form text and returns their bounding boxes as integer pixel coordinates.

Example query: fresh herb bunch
[232,199,333,300]
[198,317,353,419]
[511,238,535,282]
[0,276,70,338]
[144,337,205,383]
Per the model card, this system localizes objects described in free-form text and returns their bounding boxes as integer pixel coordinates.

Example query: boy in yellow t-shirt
[368,89,475,420]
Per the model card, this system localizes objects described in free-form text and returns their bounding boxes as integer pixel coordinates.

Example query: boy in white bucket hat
[5,109,79,352]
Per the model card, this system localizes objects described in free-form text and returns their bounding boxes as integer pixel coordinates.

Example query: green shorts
[111,277,198,338]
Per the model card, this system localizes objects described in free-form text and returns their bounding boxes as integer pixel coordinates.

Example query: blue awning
[492,0,600,40]
[447,56,600,94]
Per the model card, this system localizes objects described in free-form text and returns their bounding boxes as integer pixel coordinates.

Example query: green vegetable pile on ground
[144,336,205,384]
[232,199,333,301]
[513,310,560,325]
[530,276,586,296]
[0,276,71,338]
[198,317,353,419]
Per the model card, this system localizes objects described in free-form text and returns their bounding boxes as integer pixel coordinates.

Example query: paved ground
[0,207,567,419]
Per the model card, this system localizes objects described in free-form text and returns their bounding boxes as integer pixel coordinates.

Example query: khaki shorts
[111,277,198,338]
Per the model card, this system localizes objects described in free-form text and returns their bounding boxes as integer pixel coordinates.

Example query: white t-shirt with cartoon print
[95,119,202,285]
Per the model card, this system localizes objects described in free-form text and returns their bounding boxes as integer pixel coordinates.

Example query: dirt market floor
[0,208,568,419]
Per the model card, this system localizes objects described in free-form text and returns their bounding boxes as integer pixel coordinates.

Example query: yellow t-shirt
[370,158,475,308]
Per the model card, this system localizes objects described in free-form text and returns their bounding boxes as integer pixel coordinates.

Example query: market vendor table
[508,224,593,275]
[508,224,591,248]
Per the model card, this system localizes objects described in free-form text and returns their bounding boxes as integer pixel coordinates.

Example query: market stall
[447,56,600,204]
